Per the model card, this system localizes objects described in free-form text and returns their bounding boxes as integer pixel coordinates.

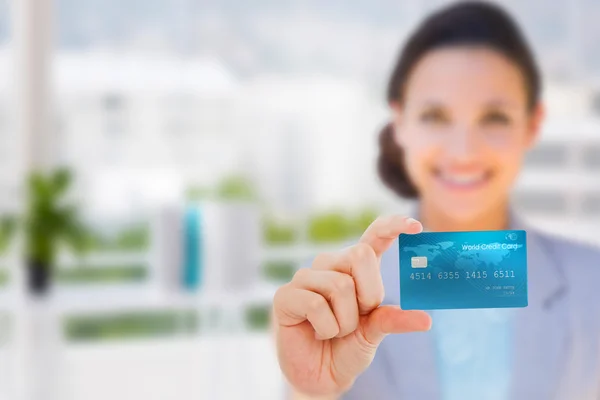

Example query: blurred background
[0,0,599,399]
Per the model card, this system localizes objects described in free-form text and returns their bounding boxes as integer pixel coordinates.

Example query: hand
[273,215,432,397]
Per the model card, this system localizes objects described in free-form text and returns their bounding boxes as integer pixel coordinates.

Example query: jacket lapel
[379,222,440,400]
[508,216,570,399]
[381,322,440,399]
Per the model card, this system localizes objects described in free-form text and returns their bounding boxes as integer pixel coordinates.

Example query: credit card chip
[411,256,428,268]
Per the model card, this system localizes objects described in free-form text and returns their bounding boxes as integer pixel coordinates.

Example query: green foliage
[186,186,212,202]
[307,211,350,243]
[0,217,16,254]
[307,207,380,243]
[0,270,9,286]
[245,305,271,331]
[185,175,258,203]
[114,225,149,249]
[263,217,298,245]
[55,265,147,284]
[88,224,150,251]
[64,310,198,342]
[350,208,379,236]
[215,175,257,201]
[263,261,296,282]
[24,168,89,267]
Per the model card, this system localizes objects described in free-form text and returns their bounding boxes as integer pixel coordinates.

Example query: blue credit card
[399,230,528,310]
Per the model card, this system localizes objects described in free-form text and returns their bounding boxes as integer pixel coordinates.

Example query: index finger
[359,215,423,257]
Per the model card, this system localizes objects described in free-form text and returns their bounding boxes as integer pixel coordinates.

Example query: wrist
[291,379,355,400]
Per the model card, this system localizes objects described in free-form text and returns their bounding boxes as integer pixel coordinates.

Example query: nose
[444,126,482,160]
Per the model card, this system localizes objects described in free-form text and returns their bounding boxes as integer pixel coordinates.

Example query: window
[581,145,600,170]
[102,93,125,112]
[164,117,192,137]
[525,143,569,167]
[0,0,17,216]
[581,193,600,216]
[105,117,126,137]
[513,191,568,214]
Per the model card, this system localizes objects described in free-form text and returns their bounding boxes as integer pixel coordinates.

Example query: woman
[272,2,600,400]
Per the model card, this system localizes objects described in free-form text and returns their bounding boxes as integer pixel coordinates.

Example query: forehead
[404,46,528,108]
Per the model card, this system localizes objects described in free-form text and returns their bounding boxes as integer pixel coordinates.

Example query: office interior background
[0,0,599,399]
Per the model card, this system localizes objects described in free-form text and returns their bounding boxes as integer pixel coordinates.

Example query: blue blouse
[431,308,515,400]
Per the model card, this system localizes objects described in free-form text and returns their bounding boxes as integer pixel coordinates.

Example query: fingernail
[406,218,419,225]
[421,316,433,331]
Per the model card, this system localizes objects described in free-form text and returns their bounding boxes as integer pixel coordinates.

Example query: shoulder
[532,229,600,310]
[534,229,600,273]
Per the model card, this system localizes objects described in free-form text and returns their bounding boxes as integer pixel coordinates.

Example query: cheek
[490,135,530,177]
[400,139,441,188]
[493,148,526,186]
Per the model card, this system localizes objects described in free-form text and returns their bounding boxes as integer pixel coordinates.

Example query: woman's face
[393,46,543,220]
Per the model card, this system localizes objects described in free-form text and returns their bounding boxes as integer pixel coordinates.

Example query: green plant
[263,261,296,282]
[216,175,257,201]
[0,270,9,286]
[186,186,213,202]
[263,217,298,245]
[23,168,89,267]
[245,305,271,331]
[350,208,379,235]
[87,224,150,251]
[55,265,148,284]
[184,175,259,203]
[0,217,16,254]
[307,211,351,243]
[306,208,380,244]
[64,310,199,342]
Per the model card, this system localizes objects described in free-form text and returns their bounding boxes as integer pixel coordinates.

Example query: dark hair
[377,1,541,199]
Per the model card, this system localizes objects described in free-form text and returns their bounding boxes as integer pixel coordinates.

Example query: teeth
[439,172,486,185]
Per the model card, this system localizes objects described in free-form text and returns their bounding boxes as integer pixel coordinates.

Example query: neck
[419,199,510,232]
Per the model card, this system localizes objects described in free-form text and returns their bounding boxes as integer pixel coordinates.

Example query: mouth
[433,169,493,191]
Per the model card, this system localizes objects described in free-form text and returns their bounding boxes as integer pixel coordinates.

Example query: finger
[273,285,339,339]
[291,269,359,337]
[362,306,431,345]
[313,244,383,315]
[359,215,423,257]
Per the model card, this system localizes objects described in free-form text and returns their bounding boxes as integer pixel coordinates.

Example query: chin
[433,197,494,222]
[425,171,507,221]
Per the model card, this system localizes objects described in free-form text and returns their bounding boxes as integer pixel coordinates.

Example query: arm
[273,312,341,400]
[272,216,430,400]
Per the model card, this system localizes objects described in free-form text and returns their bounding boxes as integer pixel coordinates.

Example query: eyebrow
[416,100,446,109]
[415,99,521,110]
[483,99,521,110]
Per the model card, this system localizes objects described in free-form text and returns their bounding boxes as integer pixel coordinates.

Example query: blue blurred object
[183,206,203,291]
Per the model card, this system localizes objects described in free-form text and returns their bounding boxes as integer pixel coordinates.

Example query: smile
[433,169,493,190]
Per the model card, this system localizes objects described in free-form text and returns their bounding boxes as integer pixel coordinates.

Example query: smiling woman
[273,2,600,400]
[378,2,542,230]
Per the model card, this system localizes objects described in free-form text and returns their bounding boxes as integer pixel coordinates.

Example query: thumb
[362,306,432,345]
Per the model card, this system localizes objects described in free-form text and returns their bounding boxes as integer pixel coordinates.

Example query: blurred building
[0,48,21,214]
[53,51,240,216]
[236,76,389,214]
[515,83,600,243]
[52,49,396,217]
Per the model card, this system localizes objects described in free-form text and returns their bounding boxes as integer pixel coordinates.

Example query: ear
[525,102,545,149]
[390,101,405,147]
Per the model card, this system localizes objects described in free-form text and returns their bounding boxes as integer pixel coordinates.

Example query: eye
[481,110,511,126]
[420,109,449,124]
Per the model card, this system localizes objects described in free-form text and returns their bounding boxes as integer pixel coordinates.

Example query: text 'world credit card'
[399,230,528,310]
